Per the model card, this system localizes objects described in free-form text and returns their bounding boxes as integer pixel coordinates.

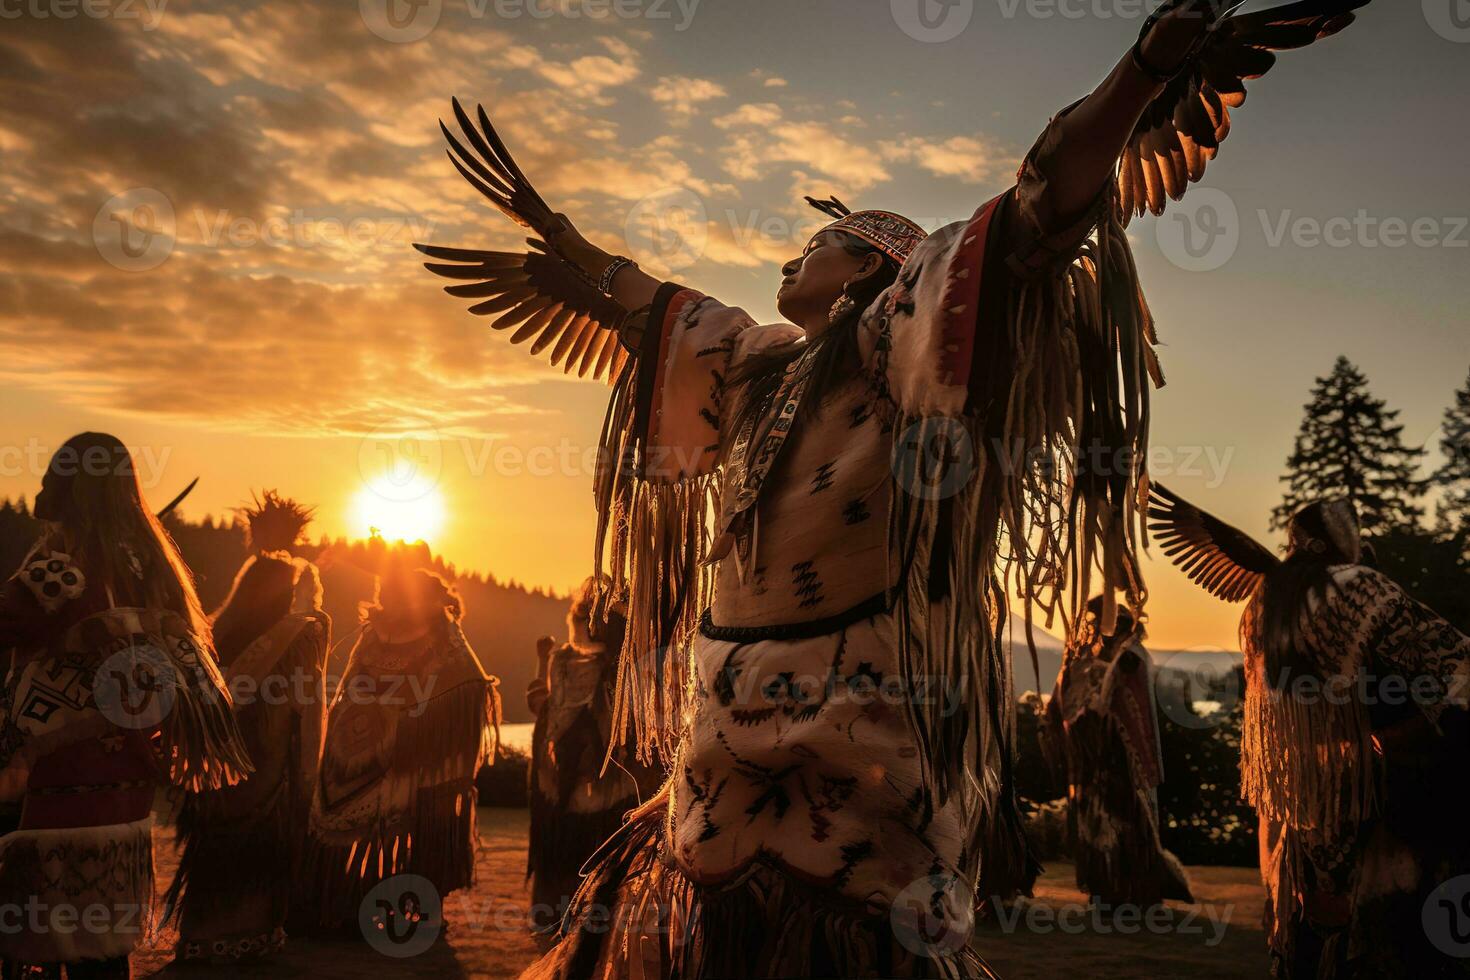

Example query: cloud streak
[0,0,1015,438]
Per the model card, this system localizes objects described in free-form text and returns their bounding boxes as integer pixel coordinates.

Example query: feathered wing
[1147,483,1279,601]
[414,98,631,383]
[1118,0,1369,224]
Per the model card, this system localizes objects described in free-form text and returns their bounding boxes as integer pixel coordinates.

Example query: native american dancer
[526,579,663,939]
[1042,596,1192,907]
[414,1,1367,973]
[1150,486,1470,978]
[162,492,330,960]
[0,433,250,979]
[305,565,500,930]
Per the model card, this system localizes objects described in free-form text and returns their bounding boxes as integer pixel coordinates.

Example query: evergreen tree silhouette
[1272,356,1427,535]
[1431,367,1470,538]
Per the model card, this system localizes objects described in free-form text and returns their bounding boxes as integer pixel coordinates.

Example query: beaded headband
[805,196,928,266]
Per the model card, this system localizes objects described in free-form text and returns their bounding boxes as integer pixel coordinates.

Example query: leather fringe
[594,359,719,765]
[527,792,996,980]
[1239,603,1379,842]
[61,608,255,792]
[305,780,480,927]
[305,680,495,927]
[890,200,1157,892]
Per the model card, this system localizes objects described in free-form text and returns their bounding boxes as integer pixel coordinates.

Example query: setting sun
[353,473,446,544]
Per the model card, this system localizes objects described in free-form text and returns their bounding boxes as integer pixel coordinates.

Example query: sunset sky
[1,0,1466,651]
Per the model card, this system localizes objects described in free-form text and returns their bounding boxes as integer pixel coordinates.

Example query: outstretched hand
[1139,0,1229,75]
[544,212,603,271]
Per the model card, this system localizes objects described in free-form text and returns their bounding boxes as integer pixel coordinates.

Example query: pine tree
[1431,368,1470,537]
[1272,356,1427,535]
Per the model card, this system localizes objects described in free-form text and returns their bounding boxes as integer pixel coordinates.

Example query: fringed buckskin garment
[165,555,331,960]
[0,546,250,968]
[528,624,664,936]
[1042,623,1192,907]
[525,109,1163,980]
[306,612,501,928]
[1241,565,1470,978]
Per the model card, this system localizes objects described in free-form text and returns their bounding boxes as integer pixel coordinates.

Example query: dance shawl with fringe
[307,618,501,924]
[167,595,332,960]
[1240,564,1470,969]
[588,110,1163,941]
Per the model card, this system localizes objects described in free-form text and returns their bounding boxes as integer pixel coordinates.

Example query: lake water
[500,721,534,753]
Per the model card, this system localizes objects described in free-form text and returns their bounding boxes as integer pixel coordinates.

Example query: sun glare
[354,473,446,544]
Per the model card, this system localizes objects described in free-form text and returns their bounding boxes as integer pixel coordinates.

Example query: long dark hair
[1244,500,1360,682]
[38,431,210,638]
[723,233,900,451]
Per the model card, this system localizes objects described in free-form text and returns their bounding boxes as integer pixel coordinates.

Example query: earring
[828,284,857,325]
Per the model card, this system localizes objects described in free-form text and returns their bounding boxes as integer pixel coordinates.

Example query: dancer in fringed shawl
[0,433,251,979]
[1150,486,1470,978]
[164,491,331,961]
[526,578,664,941]
[1042,595,1192,907]
[306,563,501,932]
[413,1,1368,973]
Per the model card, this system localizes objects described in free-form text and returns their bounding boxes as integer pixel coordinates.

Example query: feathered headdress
[240,489,314,555]
[804,195,927,266]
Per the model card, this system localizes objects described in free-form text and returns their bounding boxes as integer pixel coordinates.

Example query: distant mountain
[1004,619,1242,695]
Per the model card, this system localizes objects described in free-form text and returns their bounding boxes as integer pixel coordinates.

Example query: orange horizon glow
[352,473,446,547]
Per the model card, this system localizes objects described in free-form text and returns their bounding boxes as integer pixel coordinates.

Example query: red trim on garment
[645,288,703,445]
[937,194,1004,387]
[20,731,160,829]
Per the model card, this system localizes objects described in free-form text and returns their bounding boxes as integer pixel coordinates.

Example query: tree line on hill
[0,501,570,727]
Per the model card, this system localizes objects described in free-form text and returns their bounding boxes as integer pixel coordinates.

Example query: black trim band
[699,592,890,643]
[630,280,689,455]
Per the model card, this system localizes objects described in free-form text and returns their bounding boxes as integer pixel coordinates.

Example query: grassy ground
[134,808,1269,978]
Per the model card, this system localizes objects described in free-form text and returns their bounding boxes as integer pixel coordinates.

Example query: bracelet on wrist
[598,255,638,295]
[1130,36,1182,84]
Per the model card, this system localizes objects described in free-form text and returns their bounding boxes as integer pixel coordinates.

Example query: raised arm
[1010,0,1369,246]
[1021,0,1218,233]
